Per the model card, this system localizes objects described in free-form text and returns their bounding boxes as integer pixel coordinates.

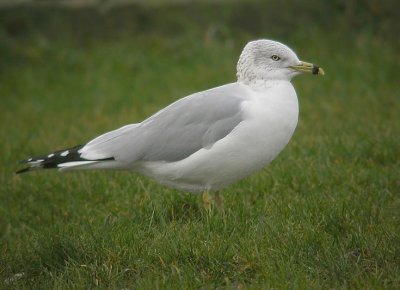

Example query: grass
[1,2,399,289]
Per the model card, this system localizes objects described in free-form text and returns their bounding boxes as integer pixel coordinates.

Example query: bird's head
[237,39,324,84]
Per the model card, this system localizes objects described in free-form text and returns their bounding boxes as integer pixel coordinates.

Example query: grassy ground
[1,2,399,289]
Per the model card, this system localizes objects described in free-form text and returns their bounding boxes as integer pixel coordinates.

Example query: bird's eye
[271,55,281,61]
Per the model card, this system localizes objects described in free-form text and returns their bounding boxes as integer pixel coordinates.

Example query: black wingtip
[16,143,116,175]
[19,158,31,164]
[16,167,31,174]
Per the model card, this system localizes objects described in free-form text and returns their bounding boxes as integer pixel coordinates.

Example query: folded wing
[80,83,248,164]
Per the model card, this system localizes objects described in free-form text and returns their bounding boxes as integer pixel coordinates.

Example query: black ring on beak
[312,65,320,75]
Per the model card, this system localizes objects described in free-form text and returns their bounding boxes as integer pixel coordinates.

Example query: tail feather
[16,144,115,174]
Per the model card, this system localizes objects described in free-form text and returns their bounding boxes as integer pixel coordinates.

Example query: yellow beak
[290,61,325,76]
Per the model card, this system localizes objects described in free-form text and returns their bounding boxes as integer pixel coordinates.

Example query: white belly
[138,82,299,192]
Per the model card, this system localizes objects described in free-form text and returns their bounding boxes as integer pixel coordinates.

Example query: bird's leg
[202,191,213,212]
[202,191,224,212]
[214,191,224,211]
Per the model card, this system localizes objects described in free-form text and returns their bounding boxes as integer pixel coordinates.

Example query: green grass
[1,2,399,289]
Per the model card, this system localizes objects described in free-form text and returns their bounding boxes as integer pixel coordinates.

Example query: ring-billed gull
[17,39,324,193]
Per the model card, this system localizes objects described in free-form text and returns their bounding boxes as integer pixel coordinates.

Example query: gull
[17,39,324,198]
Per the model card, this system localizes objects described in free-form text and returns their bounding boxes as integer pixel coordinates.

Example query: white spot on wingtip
[60,150,69,157]
[27,158,33,162]
[48,153,55,158]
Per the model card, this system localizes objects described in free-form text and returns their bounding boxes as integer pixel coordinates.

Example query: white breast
[138,81,299,192]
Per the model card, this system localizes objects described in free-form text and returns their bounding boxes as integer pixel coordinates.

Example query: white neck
[238,79,291,92]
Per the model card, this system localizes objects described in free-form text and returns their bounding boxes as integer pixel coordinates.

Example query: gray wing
[80,83,248,163]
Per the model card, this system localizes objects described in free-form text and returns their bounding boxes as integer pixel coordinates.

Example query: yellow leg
[202,191,212,211]
[214,191,224,211]
[202,191,224,212]
[202,191,213,211]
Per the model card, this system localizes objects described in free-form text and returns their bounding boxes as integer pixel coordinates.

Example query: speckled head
[237,39,324,84]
